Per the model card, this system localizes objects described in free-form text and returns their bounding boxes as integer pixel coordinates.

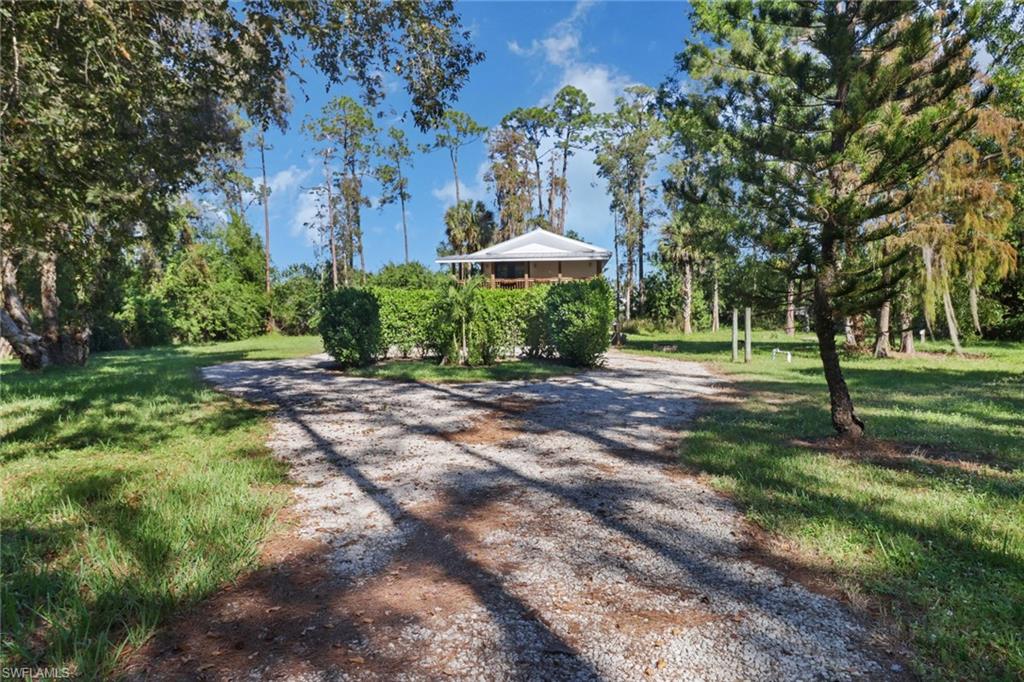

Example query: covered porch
[437,228,611,289]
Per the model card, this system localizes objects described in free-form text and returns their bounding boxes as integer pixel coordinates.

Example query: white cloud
[290,188,322,247]
[431,161,489,207]
[269,165,312,194]
[505,0,637,246]
[555,63,634,113]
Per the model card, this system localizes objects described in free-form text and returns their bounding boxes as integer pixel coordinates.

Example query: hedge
[321,281,611,367]
[544,278,614,366]
[320,288,381,367]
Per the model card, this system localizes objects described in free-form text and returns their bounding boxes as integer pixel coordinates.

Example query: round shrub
[320,288,382,367]
[545,278,613,367]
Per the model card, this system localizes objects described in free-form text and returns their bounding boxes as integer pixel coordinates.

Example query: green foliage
[469,288,529,365]
[643,270,709,330]
[545,279,614,366]
[115,292,174,347]
[370,262,447,289]
[273,265,321,336]
[438,200,496,256]
[158,246,268,344]
[522,287,553,358]
[0,335,321,677]
[359,282,609,366]
[372,287,442,357]
[319,288,381,367]
[623,330,1024,680]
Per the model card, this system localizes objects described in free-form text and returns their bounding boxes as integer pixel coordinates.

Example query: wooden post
[731,309,739,363]
[744,306,752,363]
[557,260,563,282]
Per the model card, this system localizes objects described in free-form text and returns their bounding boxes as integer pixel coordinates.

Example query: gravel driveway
[131,351,896,681]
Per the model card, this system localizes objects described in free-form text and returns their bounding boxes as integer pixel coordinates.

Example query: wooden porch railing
[456,276,579,289]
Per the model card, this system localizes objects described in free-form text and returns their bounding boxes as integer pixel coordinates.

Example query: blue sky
[232,1,691,273]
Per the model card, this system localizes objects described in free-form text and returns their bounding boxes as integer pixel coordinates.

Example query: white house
[436,228,612,289]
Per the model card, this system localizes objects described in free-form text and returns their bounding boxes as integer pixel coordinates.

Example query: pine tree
[672,0,988,437]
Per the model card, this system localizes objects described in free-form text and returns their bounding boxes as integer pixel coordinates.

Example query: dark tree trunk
[785,279,796,336]
[1,249,90,369]
[0,308,45,369]
[682,258,693,334]
[814,262,864,438]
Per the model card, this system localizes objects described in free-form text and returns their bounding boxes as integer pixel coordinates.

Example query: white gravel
[201,350,895,681]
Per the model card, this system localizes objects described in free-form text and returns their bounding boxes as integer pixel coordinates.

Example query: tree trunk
[785,280,796,336]
[559,133,570,234]
[873,297,891,358]
[533,151,544,217]
[451,148,461,206]
[0,308,45,369]
[399,188,407,266]
[814,269,864,438]
[711,264,720,332]
[636,184,646,308]
[942,280,964,356]
[744,306,752,363]
[682,258,693,334]
[624,244,633,321]
[731,308,738,362]
[40,250,60,348]
[260,137,275,332]
[1,249,90,369]
[899,302,915,355]
[324,158,338,289]
[969,283,982,336]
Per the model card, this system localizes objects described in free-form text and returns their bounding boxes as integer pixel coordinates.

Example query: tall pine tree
[672,0,987,437]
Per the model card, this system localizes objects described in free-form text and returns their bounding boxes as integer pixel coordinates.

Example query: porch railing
[456,276,578,289]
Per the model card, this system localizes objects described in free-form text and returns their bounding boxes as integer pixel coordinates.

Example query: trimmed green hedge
[321,280,612,368]
[320,288,381,367]
[545,278,614,366]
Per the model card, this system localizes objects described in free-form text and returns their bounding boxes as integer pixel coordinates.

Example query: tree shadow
[127,354,909,679]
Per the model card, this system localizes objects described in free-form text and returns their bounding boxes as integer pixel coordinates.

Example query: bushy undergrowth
[320,279,611,367]
[319,288,381,367]
[544,278,614,366]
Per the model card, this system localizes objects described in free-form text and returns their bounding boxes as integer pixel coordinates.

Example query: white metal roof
[436,228,612,264]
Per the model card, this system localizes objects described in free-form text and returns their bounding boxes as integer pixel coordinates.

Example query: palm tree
[439,276,482,365]
[659,217,697,334]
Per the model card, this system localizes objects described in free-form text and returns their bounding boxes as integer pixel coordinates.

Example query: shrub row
[319,278,613,368]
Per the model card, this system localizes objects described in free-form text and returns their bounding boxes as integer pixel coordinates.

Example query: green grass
[624,329,1024,680]
[0,334,323,677]
[347,357,579,383]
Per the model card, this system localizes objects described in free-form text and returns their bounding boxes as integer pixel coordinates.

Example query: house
[436,228,612,289]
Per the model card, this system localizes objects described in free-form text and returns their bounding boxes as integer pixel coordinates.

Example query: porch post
[558,260,563,282]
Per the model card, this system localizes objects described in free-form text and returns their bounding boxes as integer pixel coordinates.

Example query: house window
[494,262,527,279]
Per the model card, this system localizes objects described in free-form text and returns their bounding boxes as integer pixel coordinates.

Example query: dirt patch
[792,435,1015,476]
[437,397,545,445]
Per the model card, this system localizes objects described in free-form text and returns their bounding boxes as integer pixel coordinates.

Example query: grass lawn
[624,329,1024,680]
[0,334,322,677]
[347,357,579,383]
